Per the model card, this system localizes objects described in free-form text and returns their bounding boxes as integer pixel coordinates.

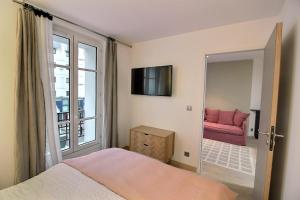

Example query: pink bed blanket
[64,148,236,200]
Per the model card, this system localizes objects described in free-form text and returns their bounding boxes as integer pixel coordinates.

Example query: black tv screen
[131,65,172,96]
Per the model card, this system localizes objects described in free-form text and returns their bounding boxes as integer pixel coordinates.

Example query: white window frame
[73,34,102,152]
[53,25,104,157]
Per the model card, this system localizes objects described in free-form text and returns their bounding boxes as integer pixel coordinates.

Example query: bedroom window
[53,28,103,155]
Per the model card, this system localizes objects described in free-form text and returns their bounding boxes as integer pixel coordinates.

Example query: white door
[253,23,284,200]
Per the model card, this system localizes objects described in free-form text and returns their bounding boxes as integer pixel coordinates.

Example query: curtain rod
[12,0,133,48]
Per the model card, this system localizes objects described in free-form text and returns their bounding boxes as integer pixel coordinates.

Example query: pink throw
[64,148,237,200]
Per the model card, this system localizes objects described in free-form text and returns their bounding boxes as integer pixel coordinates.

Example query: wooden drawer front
[148,135,166,161]
[140,143,151,156]
[139,134,166,161]
[130,128,174,163]
[130,131,151,153]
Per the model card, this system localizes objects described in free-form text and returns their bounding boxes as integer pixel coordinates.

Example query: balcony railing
[57,110,85,150]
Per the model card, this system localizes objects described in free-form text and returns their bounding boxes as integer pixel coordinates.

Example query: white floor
[201,137,258,199]
[202,138,256,176]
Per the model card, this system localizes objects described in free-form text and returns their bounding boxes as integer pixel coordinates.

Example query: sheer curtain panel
[36,13,62,169]
[15,6,61,183]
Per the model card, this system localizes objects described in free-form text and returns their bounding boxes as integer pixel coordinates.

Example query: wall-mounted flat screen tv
[131,65,172,96]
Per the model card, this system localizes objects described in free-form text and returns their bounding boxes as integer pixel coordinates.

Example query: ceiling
[28,0,285,44]
[207,50,264,63]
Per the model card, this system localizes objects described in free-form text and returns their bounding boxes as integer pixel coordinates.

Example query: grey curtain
[15,8,46,183]
[103,38,118,148]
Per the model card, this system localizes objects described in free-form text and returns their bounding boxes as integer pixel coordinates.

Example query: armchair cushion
[218,110,236,125]
[206,108,219,123]
[233,110,249,127]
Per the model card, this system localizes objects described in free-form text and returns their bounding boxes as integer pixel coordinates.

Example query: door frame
[198,48,264,174]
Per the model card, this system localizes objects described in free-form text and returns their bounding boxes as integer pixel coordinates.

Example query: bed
[0,148,236,200]
[0,163,124,200]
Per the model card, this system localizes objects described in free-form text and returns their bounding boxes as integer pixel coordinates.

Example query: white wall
[0,0,19,189]
[270,0,300,199]
[249,52,264,110]
[128,17,278,167]
[206,60,253,113]
[248,52,264,136]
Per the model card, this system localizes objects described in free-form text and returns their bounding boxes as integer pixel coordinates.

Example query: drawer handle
[144,133,149,136]
[144,144,149,146]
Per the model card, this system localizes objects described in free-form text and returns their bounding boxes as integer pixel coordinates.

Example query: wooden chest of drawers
[129,126,175,163]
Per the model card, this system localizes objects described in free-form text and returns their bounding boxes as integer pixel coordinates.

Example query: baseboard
[169,160,197,172]
[122,146,129,150]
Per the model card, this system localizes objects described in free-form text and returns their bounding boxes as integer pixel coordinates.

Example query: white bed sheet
[0,163,125,200]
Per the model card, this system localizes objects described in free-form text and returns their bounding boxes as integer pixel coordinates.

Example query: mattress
[0,163,125,200]
[64,148,236,200]
[1,149,236,200]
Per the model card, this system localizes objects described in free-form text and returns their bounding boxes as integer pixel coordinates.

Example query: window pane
[78,119,96,145]
[53,35,70,66]
[54,67,70,150]
[78,70,96,118]
[58,122,70,150]
[78,43,97,70]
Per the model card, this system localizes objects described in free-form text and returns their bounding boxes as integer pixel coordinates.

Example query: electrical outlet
[184,151,190,157]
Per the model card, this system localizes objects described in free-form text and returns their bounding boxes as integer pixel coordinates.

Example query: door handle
[258,131,269,136]
[259,128,284,150]
[258,130,284,138]
[271,132,284,151]
[274,133,284,138]
[258,130,270,145]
